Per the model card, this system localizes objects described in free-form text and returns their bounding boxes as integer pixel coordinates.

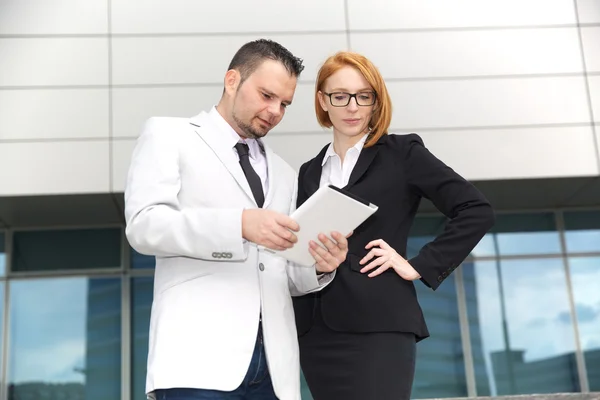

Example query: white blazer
[124,111,333,400]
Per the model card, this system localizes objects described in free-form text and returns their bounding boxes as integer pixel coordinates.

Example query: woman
[293,51,495,400]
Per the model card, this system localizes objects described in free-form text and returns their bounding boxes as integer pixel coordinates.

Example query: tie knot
[235,142,250,158]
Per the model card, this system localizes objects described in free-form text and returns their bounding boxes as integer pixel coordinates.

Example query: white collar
[208,106,264,159]
[321,133,369,166]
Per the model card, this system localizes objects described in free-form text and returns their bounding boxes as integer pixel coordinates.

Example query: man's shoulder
[143,116,193,131]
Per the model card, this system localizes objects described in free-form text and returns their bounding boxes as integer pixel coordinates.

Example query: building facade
[0,0,599,399]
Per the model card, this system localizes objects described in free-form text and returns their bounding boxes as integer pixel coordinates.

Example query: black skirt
[299,302,417,400]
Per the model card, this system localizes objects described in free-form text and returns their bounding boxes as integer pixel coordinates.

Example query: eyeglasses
[322,91,377,107]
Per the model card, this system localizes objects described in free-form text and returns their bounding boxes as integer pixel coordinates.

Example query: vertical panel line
[343,0,352,49]
[455,267,478,397]
[573,0,600,172]
[556,211,590,392]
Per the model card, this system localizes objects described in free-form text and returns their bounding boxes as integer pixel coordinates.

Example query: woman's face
[319,66,376,140]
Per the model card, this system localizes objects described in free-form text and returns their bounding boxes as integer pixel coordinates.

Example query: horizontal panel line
[3,72,599,91]
[5,122,599,143]
[383,72,589,82]
[2,23,600,38]
[350,24,586,33]
[391,122,597,133]
[0,30,346,39]
[466,251,600,261]
[0,137,109,144]
[7,268,124,279]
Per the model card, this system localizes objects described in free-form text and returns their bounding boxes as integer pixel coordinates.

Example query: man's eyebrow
[261,87,292,106]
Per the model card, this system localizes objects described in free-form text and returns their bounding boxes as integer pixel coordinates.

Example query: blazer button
[437,276,443,283]
[212,252,218,258]
[442,271,448,278]
[259,263,265,271]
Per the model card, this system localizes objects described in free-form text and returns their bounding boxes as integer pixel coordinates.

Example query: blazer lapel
[262,144,276,208]
[345,134,385,189]
[303,144,329,198]
[189,112,257,207]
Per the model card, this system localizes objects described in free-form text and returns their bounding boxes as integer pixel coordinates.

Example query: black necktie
[234,142,265,207]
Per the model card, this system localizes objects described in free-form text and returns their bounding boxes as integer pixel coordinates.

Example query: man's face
[231,60,297,139]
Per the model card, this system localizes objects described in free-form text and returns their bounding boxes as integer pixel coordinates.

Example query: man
[124,39,349,400]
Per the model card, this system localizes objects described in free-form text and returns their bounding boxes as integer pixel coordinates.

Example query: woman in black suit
[293,51,495,400]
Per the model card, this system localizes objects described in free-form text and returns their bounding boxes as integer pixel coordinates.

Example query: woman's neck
[332,130,368,163]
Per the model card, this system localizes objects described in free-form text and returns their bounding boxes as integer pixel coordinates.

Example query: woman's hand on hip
[359,239,421,280]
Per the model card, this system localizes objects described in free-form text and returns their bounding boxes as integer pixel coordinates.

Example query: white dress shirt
[320,133,368,189]
[209,106,269,197]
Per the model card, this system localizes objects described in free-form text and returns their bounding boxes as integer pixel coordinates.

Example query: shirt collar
[208,106,264,160]
[321,133,369,166]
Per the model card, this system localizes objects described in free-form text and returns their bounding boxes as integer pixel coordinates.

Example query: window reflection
[12,228,122,272]
[131,248,155,269]
[132,276,153,400]
[492,213,561,256]
[468,260,579,395]
[8,277,121,400]
[412,274,467,398]
[564,211,600,253]
[0,232,5,275]
[407,218,467,398]
[568,257,600,391]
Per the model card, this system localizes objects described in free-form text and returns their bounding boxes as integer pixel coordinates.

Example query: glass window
[467,260,579,396]
[132,276,153,400]
[0,282,4,379]
[131,248,155,269]
[564,211,600,253]
[12,228,122,272]
[0,232,5,275]
[568,257,600,391]
[493,213,561,256]
[412,274,467,398]
[300,372,313,400]
[8,277,121,400]
[462,261,492,396]
[471,234,496,258]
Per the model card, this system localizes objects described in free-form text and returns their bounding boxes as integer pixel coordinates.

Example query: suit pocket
[345,253,364,272]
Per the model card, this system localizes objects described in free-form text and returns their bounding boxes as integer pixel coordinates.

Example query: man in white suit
[125,39,349,400]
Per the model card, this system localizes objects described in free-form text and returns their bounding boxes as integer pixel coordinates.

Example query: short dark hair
[227,39,305,83]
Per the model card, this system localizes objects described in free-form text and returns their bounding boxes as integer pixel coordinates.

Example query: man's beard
[232,111,267,140]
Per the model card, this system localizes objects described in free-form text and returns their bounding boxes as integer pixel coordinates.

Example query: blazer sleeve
[124,117,247,261]
[403,134,495,290]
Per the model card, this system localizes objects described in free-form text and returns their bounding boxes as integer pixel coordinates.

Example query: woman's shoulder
[298,142,330,175]
[381,132,427,156]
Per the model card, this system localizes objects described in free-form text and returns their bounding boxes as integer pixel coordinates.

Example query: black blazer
[292,133,495,341]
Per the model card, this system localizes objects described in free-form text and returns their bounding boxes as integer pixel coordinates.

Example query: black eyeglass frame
[322,91,377,107]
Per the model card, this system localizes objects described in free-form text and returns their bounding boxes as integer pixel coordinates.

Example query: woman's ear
[317,91,328,112]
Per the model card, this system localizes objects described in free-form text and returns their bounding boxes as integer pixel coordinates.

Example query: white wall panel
[577,0,600,23]
[590,76,600,122]
[111,33,346,85]
[0,0,108,35]
[0,89,109,140]
[263,132,332,172]
[413,126,598,180]
[111,0,345,34]
[388,77,589,129]
[582,28,600,72]
[351,28,583,79]
[112,140,136,192]
[112,86,222,138]
[0,38,108,87]
[0,141,109,195]
[347,0,576,31]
